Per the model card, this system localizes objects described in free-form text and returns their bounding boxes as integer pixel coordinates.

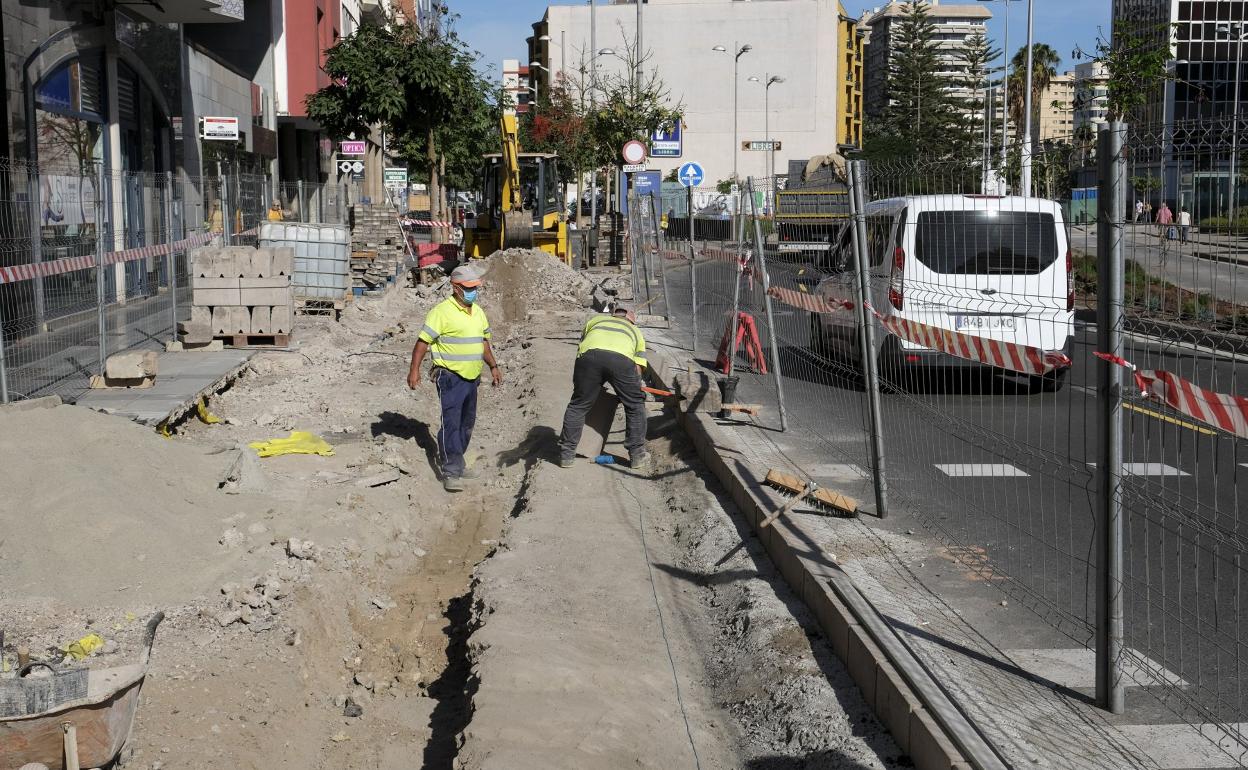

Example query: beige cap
[450,262,484,287]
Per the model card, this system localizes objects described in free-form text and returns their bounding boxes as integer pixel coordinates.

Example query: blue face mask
[461,288,479,304]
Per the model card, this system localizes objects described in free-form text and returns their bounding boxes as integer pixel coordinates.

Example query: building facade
[859,0,992,121]
[526,0,863,182]
[1037,72,1075,142]
[1113,0,1246,213]
[502,59,534,115]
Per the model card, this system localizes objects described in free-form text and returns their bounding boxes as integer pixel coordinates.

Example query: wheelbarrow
[0,612,164,770]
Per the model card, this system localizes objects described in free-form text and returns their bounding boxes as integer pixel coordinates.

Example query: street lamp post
[713,43,752,182]
[1021,0,1035,196]
[1217,22,1246,216]
[751,74,785,181]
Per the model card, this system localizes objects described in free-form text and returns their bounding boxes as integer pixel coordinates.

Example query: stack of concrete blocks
[189,246,296,339]
[349,204,406,291]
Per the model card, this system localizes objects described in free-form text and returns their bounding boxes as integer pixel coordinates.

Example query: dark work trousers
[559,348,646,458]
[435,367,479,478]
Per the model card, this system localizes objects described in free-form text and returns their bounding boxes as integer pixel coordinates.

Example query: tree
[1131,174,1163,202]
[1007,43,1061,144]
[865,1,964,161]
[307,17,488,239]
[587,29,682,181]
[1074,23,1175,123]
[960,30,1001,129]
[522,65,596,223]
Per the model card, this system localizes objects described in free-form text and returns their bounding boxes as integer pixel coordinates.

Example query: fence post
[1095,121,1126,715]
[297,179,305,223]
[219,162,232,244]
[165,171,177,342]
[688,185,698,351]
[0,294,9,403]
[27,172,45,329]
[651,194,671,326]
[747,177,787,431]
[726,189,745,379]
[847,160,890,518]
[95,164,108,377]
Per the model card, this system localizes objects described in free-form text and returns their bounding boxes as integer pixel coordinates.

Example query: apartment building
[1073,61,1110,134]
[1037,72,1075,141]
[859,0,993,120]
[526,0,864,181]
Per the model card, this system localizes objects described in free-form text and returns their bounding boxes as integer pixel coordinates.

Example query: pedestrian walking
[1156,201,1173,239]
[557,306,650,473]
[407,263,503,492]
[1134,200,1144,223]
[1177,207,1192,243]
[1144,202,1153,223]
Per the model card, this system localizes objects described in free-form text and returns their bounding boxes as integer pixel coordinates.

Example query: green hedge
[1197,216,1248,235]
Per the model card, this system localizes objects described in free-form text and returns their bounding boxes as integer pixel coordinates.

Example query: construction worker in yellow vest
[557,305,649,473]
[407,262,503,492]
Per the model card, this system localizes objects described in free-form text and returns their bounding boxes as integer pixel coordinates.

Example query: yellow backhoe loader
[464,112,568,260]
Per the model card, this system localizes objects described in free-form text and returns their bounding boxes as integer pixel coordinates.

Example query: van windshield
[913,210,1058,274]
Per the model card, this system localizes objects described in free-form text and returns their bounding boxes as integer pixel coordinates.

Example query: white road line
[935,463,1030,478]
[1007,648,1187,690]
[1088,462,1191,477]
[1116,722,1248,769]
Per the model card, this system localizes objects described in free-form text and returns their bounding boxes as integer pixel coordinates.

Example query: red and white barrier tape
[699,247,741,263]
[1094,352,1248,439]
[767,286,854,315]
[401,218,454,228]
[866,304,1072,376]
[0,230,225,286]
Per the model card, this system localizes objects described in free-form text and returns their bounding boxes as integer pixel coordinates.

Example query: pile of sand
[0,404,260,608]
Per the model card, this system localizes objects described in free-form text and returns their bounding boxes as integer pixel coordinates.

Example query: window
[914,211,1058,275]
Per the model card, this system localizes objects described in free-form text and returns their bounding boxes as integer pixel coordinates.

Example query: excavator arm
[498,112,533,248]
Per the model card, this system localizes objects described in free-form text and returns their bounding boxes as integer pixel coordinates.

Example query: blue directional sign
[678,162,704,188]
[651,122,682,158]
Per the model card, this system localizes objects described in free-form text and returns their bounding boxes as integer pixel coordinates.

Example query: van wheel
[1029,368,1068,394]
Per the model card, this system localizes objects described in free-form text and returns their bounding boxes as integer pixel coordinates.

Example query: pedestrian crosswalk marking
[935,463,1029,478]
[1007,648,1187,690]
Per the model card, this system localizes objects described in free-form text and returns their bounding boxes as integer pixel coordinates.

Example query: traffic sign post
[622,163,647,174]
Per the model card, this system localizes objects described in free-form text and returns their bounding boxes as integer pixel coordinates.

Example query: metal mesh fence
[0,160,352,405]
[647,116,1248,762]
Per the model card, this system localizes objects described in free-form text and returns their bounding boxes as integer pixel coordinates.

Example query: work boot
[443,475,465,492]
[558,453,575,469]
[630,452,651,475]
[461,466,482,480]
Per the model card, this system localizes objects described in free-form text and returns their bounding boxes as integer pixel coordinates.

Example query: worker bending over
[407,263,503,492]
[558,306,649,473]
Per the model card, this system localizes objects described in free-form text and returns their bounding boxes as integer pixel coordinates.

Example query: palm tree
[1007,43,1061,144]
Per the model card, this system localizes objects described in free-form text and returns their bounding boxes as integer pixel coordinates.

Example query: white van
[810,195,1074,391]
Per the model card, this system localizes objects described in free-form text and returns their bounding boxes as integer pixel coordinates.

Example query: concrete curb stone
[645,344,971,770]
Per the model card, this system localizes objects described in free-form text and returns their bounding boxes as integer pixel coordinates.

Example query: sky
[455,0,1112,79]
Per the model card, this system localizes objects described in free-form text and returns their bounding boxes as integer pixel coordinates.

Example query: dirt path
[2,251,897,770]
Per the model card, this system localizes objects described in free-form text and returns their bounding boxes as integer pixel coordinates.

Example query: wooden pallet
[215,333,291,348]
[295,295,350,313]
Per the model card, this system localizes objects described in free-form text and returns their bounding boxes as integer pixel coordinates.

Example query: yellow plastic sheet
[197,397,222,425]
[62,632,105,661]
[249,431,335,458]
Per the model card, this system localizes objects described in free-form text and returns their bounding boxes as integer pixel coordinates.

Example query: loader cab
[478,152,563,231]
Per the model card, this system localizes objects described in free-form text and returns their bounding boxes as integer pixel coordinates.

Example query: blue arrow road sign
[678,162,704,188]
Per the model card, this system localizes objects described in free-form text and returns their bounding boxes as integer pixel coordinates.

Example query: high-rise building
[1113,0,1246,213]
[526,0,865,181]
[1072,61,1110,135]
[502,59,534,115]
[1037,72,1075,141]
[859,0,993,121]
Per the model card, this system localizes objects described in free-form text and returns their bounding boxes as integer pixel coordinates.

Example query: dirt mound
[0,404,259,608]
[484,248,597,318]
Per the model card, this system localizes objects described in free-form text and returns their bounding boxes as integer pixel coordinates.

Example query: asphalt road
[658,243,1248,719]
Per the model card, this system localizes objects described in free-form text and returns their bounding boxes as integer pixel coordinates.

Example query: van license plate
[955,315,1016,331]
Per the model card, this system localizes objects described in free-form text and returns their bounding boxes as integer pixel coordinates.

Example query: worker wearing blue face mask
[407,262,503,491]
